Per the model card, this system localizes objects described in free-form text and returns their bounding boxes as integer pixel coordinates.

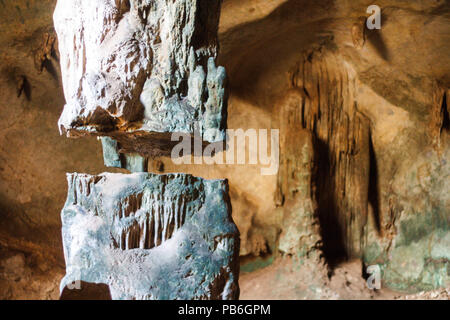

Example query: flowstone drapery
[54,0,239,300]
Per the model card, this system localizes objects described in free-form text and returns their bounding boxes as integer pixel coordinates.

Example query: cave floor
[240,258,450,300]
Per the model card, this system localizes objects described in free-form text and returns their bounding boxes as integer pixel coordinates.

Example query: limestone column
[54,0,239,300]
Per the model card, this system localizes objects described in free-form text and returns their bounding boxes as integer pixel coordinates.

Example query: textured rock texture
[1,0,449,300]
[54,0,227,156]
[284,53,371,260]
[53,0,238,301]
[0,0,116,262]
[0,236,64,300]
[275,103,322,259]
[218,0,449,293]
[60,173,239,300]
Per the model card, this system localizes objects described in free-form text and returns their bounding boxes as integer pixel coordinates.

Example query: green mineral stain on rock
[124,154,147,173]
[100,137,122,168]
[397,208,448,247]
[240,255,274,273]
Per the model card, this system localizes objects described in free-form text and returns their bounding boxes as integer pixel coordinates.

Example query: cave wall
[218,0,449,292]
[0,0,449,298]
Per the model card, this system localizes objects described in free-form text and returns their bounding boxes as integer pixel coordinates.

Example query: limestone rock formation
[1,0,449,300]
[363,145,450,291]
[54,0,227,156]
[276,100,322,259]
[52,0,239,300]
[219,0,449,294]
[281,51,371,260]
[60,173,239,300]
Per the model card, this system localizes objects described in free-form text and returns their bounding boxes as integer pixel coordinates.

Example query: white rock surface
[60,173,240,300]
[54,0,227,154]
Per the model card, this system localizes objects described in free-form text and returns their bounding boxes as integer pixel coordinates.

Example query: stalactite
[286,51,371,260]
[276,94,323,258]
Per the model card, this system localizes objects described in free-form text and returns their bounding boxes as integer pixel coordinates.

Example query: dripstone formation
[54,0,227,158]
[54,0,239,300]
[60,173,239,300]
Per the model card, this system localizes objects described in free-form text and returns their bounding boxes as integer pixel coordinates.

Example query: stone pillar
[60,173,239,300]
[276,90,322,259]
[54,0,227,158]
[54,0,239,300]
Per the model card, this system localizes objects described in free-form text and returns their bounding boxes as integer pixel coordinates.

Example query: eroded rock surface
[275,102,322,259]
[60,173,239,300]
[1,0,449,300]
[54,0,227,156]
[219,0,449,292]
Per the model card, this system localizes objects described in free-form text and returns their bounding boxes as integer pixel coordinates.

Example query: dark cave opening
[442,92,449,132]
[60,281,112,300]
[314,138,347,270]
[368,132,382,234]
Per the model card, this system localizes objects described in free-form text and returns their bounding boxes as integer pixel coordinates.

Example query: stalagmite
[60,173,239,300]
[276,91,322,258]
[54,0,239,300]
[287,51,371,259]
